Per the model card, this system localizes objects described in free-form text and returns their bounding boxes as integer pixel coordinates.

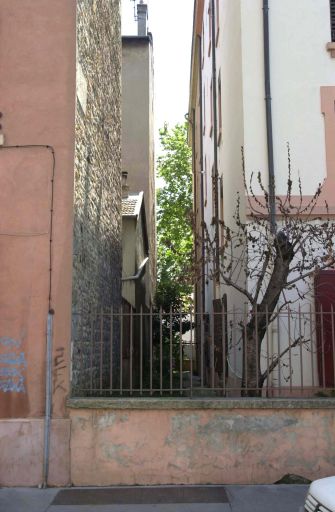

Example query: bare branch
[261,336,310,385]
[285,258,335,288]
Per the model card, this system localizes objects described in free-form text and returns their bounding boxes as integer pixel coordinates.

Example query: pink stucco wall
[0,0,76,487]
[0,419,70,486]
[69,404,335,486]
[0,0,76,420]
[1,401,334,486]
[321,86,335,206]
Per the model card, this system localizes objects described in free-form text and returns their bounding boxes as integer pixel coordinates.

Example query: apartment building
[189,0,335,390]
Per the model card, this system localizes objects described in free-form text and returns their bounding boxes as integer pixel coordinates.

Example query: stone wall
[72,0,122,393]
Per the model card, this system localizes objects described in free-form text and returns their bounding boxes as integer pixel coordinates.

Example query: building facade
[189,0,335,389]
[72,0,122,396]
[0,0,122,486]
[121,3,156,305]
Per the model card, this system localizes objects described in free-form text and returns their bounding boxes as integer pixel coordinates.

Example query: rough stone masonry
[72,0,122,393]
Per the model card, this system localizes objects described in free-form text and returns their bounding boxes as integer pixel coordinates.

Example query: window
[217,70,222,145]
[204,156,208,206]
[331,0,335,42]
[208,3,212,56]
[203,82,206,135]
[210,79,213,137]
[202,24,205,68]
[215,0,220,45]
[211,164,215,219]
[219,177,224,244]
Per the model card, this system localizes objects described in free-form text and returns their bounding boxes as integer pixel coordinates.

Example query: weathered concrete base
[3,400,335,487]
[68,399,335,486]
[0,418,71,486]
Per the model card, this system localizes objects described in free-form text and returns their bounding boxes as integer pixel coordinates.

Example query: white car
[305,476,335,512]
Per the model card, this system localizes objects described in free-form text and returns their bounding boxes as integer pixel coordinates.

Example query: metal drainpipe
[197,34,206,313]
[42,311,54,488]
[263,0,276,233]
[211,0,220,280]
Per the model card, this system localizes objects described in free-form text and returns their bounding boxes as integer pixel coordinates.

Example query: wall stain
[103,443,131,467]
[164,413,298,465]
[165,414,200,461]
[93,412,129,429]
[73,416,90,432]
[198,414,298,435]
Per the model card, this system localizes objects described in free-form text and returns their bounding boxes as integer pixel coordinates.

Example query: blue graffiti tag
[0,337,21,348]
[0,338,26,393]
[0,352,26,366]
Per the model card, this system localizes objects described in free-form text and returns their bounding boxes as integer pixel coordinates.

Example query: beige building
[121,1,156,305]
[122,185,149,312]
[121,179,150,390]
[189,1,247,389]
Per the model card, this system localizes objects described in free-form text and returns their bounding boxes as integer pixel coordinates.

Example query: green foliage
[156,123,193,310]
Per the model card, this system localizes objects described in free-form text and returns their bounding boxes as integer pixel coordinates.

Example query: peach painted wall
[69,405,335,485]
[0,419,70,486]
[0,0,76,420]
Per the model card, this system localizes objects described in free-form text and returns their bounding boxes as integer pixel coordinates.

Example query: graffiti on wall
[53,346,66,394]
[0,337,27,392]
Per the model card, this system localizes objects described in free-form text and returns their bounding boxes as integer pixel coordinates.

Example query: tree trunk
[242,232,294,397]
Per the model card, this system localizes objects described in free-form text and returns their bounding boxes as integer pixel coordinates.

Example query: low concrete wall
[0,419,71,487]
[67,398,335,486]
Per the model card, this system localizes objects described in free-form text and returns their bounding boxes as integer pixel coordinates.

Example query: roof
[122,192,144,218]
[122,34,153,45]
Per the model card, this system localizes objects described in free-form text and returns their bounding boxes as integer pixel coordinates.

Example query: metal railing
[71,305,335,398]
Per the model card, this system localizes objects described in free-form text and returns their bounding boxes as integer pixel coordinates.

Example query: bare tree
[197,148,335,396]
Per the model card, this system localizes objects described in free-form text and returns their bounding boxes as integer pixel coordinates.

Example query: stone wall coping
[67,397,335,410]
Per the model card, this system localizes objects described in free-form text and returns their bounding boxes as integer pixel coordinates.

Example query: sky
[121,0,194,156]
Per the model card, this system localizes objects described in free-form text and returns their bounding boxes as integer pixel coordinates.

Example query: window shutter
[331,0,335,42]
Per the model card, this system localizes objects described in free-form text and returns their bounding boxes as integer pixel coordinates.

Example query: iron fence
[71,305,335,398]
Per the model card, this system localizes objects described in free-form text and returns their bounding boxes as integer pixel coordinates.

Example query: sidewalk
[0,484,308,512]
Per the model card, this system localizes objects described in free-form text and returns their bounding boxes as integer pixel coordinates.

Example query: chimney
[122,171,129,199]
[137,1,148,36]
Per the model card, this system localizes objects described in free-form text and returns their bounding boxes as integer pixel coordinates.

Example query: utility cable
[0,144,56,313]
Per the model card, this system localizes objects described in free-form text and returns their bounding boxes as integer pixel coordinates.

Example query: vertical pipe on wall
[263,0,276,233]
[197,34,206,314]
[42,311,54,488]
[191,106,197,223]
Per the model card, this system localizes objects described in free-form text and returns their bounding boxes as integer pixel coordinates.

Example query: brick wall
[72,0,122,393]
